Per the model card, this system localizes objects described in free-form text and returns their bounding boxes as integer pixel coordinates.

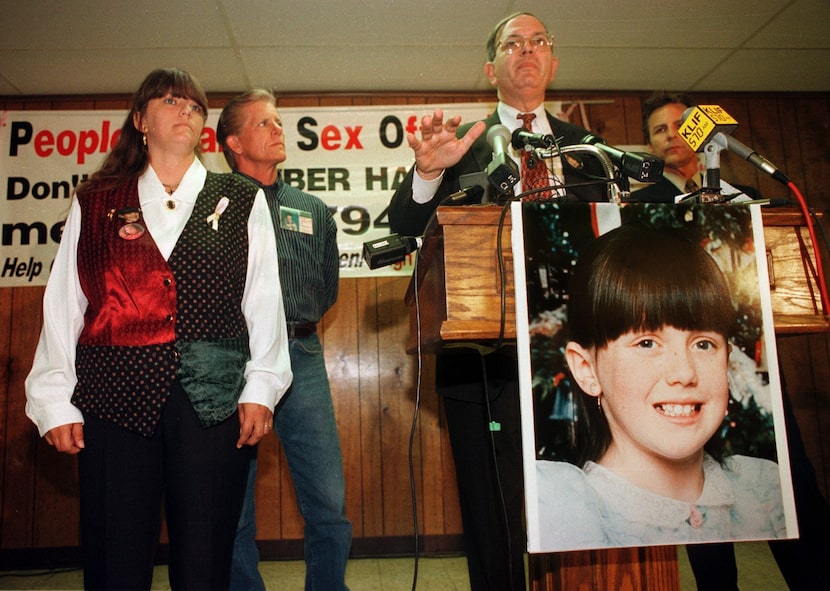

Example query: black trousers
[438,347,527,591]
[78,383,253,591]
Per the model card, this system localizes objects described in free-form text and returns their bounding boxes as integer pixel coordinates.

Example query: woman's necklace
[157,162,189,206]
[161,178,183,209]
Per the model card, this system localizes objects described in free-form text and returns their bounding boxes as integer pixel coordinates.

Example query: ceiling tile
[745,0,830,48]
[694,48,830,91]
[0,0,230,50]
[553,47,734,91]
[0,0,827,96]
[238,46,487,93]
[0,48,248,95]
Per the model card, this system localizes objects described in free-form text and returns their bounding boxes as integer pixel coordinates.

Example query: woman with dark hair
[535,224,785,549]
[25,68,292,590]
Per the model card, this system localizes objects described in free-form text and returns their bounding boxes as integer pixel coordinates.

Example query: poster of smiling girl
[511,201,797,552]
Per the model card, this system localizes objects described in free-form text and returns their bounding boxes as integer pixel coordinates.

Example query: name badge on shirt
[279,206,313,235]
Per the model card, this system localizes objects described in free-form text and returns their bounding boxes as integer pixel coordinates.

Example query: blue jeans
[231,333,352,591]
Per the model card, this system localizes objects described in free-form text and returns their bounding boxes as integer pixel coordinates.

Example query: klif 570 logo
[678,105,738,152]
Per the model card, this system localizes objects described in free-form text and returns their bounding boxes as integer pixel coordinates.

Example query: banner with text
[0,103,495,287]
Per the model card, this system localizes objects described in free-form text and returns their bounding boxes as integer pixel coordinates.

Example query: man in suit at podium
[389,15,607,233]
[389,12,607,591]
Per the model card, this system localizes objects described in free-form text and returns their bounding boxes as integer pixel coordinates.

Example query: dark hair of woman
[77,67,208,195]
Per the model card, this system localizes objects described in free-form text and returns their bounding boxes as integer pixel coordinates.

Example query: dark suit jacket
[389,111,608,236]
[629,177,682,204]
[631,176,762,203]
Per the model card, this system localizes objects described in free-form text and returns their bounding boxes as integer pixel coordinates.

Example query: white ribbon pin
[207,197,229,230]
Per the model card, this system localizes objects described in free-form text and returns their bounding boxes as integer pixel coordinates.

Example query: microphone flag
[679,105,739,152]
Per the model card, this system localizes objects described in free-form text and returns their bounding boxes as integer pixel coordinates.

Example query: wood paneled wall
[1,90,828,567]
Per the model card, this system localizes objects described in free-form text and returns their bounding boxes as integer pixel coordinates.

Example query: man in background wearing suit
[632,91,758,203]
[389,12,606,591]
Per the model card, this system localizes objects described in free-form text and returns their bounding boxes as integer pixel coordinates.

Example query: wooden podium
[406,206,828,353]
[404,204,828,591]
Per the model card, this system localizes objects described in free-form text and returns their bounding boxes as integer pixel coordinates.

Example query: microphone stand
[614,171,632,202]
[536,144,620,203]
[701,140,725,203]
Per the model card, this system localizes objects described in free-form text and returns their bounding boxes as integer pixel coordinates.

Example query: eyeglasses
[498,34,554,55]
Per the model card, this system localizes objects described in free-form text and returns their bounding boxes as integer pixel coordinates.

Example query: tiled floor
[0,542,788,590]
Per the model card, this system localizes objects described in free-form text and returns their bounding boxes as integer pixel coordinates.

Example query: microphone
[362,234,423,270]
[678,105,738,152]
[511,127,555,150]
[679,105,790,184]
[712,134,789,183]
[580,134,664,182]
[486,124,520,195]
[441,184,485,205]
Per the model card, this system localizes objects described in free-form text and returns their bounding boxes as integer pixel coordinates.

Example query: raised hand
[407,109,486,180]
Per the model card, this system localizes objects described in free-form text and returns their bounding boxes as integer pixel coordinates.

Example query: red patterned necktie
[517,113,552,200]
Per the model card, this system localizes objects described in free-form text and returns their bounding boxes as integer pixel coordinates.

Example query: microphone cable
[411,197,521,591]
[409,250,424,591]
[785,180,829,314]
[465,196,526,591]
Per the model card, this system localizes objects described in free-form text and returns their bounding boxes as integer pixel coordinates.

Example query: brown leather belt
[287,322,317,339]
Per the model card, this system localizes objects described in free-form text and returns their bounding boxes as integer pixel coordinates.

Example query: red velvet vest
[71,172,259,436]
